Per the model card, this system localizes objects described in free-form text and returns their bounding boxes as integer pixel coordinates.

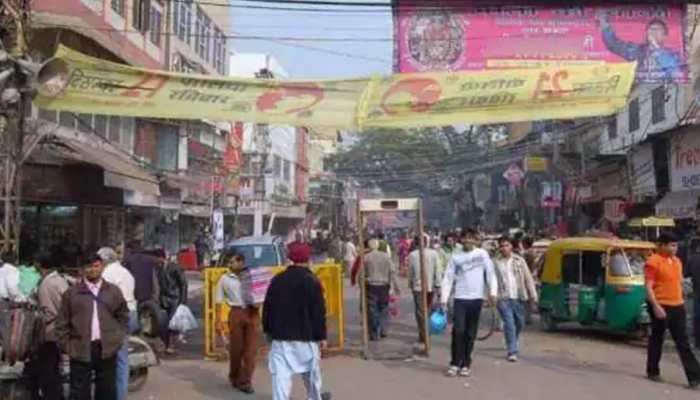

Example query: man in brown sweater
[56,252,129,400]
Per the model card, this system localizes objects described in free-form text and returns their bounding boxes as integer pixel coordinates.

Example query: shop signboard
[525,157,548,173]
[541,181,563,208]
[503,164,525,186]
[670,129,700,191]
[212,209,224,251]
[394,2,687,83]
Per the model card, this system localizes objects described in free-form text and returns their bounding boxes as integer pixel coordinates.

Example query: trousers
[497,299,525,356]
[229,306,260,388]
[69,341,117,400]
[450,299,483,369]
[27,341,63,400]
[367,284,390,339]
[647,303,700,384]
[412,291,434,343]
[269,341,323,400]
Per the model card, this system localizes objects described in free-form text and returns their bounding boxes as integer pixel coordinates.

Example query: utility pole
[0,0,31,255]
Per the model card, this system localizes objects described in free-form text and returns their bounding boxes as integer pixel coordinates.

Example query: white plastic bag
[168,304,198,332]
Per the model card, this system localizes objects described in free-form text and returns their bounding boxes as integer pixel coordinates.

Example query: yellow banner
[36,46,635,129]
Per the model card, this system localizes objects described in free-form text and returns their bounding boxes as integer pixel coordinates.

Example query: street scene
[2,0,700,400]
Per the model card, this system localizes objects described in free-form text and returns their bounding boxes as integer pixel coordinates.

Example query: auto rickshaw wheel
[540,310,557,332]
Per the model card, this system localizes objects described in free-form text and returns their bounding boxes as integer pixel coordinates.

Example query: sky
[228,0,394,79]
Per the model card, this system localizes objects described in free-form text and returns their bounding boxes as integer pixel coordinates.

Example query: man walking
[407,236,441,350]
[343,236,357,278]
[56,252,129,400]
[363,239,400,340]
[645,234,700,388]
[215,253,259,394]
[34,253,72,400]
[493,237,538,362]
[263,243,330,400]
[685,248,700,349]
[440,229,497,378]
[98,247,137,400]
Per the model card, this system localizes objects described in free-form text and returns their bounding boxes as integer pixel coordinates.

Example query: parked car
[224,235,287,268]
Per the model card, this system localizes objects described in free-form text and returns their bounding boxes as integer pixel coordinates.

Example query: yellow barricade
[203,263,344,359]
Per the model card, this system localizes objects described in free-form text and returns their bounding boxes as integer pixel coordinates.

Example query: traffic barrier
[203,263,344,359]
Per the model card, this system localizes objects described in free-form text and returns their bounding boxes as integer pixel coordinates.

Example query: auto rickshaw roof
[548,237,656,252]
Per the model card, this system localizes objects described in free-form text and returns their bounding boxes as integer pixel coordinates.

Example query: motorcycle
[0,335,158,399]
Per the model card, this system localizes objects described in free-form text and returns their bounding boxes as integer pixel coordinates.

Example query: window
[195,7,206,60]
[108,116,121,143]
[203,15,211,62]
[609,251,631,277]
[212,28,226,74]
[652,86,666,124]
[562,252,581,284]
[628,98,640,132]
[111,0,125,16]
[608,116,618,140]
[174,0,192,44]
[149,7,162,46]
[132,0,151,32]
[59,111,74,129]
[38,108,57,123]
[121,117,135,150]
[274,155,282,178]
[283,160,291,182]
[76,113,93,134]
[94,115,108,137]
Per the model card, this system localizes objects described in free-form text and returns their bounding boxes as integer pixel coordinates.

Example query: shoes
[321,392,333,400]
[507,354,518,362]
[236,385,255,394]
[689,380,700,390]
[165,347,176,355]
[647,375,664,383]
[445,366,459,377]
[459,367,471,377]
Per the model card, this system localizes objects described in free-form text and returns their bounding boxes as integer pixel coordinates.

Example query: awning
[656,190,700,220]
[180,204,211,218]
[50,138,160,196]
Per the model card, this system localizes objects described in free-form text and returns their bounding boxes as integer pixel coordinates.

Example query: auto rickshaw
[538,237,656,334]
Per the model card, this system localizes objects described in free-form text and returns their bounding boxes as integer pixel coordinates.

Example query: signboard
[541,181,563,208]
[670,130,700,191]
[525,156,548,172]
[604,199,627,223]
[630,143,656,196]
[37,46,634,129]
[394,3,687,82]
[503,163,525,186]
[212,209,224,251]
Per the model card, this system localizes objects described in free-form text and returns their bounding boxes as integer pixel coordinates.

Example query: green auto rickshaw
[538,237,656,334]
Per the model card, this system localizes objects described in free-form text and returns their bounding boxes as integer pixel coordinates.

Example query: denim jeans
[116,310,138,400]
[367,284,390,339]
[497,299,525,357]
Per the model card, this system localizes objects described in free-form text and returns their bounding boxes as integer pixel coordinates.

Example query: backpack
[0,303,45,366]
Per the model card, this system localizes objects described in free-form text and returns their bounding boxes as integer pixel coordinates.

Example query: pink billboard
[394,3,687,82]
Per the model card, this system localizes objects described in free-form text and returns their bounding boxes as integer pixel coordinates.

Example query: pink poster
[394,3,687,82]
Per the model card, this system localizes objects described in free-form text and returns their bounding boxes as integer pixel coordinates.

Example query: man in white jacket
[440,229,497,378]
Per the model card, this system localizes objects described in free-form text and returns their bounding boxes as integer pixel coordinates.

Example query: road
[132,274,700,400]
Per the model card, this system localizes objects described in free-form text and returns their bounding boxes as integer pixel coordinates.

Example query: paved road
[132,276,700,400]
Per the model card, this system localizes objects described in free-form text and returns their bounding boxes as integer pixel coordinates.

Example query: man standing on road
[33,253,72,400]
[98,247,137,400]
[56,252,129,400]
[215,252,259,394]
[363,239,400,340]
[493,237,538,362]
[407,236,440,350]
[645,234,700,389]
[440,229,497,378]
[263,243,330,400]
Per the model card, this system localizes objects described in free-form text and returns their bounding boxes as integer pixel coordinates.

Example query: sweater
[263,265,326,342]
[440,247,498,303]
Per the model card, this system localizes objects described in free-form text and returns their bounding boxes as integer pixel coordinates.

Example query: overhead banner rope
[36,46,635,129]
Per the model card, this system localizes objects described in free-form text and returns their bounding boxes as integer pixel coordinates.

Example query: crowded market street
[130,275,700,400]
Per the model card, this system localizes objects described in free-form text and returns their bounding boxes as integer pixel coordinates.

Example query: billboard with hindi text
[394,2,687,82]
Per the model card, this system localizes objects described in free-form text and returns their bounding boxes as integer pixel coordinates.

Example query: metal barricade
[203,263,344,359]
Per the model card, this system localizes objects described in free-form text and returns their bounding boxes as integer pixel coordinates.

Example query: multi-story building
[229,53,308,238]
[22,0,232,257]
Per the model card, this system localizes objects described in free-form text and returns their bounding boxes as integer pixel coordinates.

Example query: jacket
[37,271,73,342]
[263,265,326,342]
[364,250,399,289]
[493,254,538,302]
[55,280,129,362]
[158,262,188,312]
[407,248,441,292]
[124,252,160,302]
